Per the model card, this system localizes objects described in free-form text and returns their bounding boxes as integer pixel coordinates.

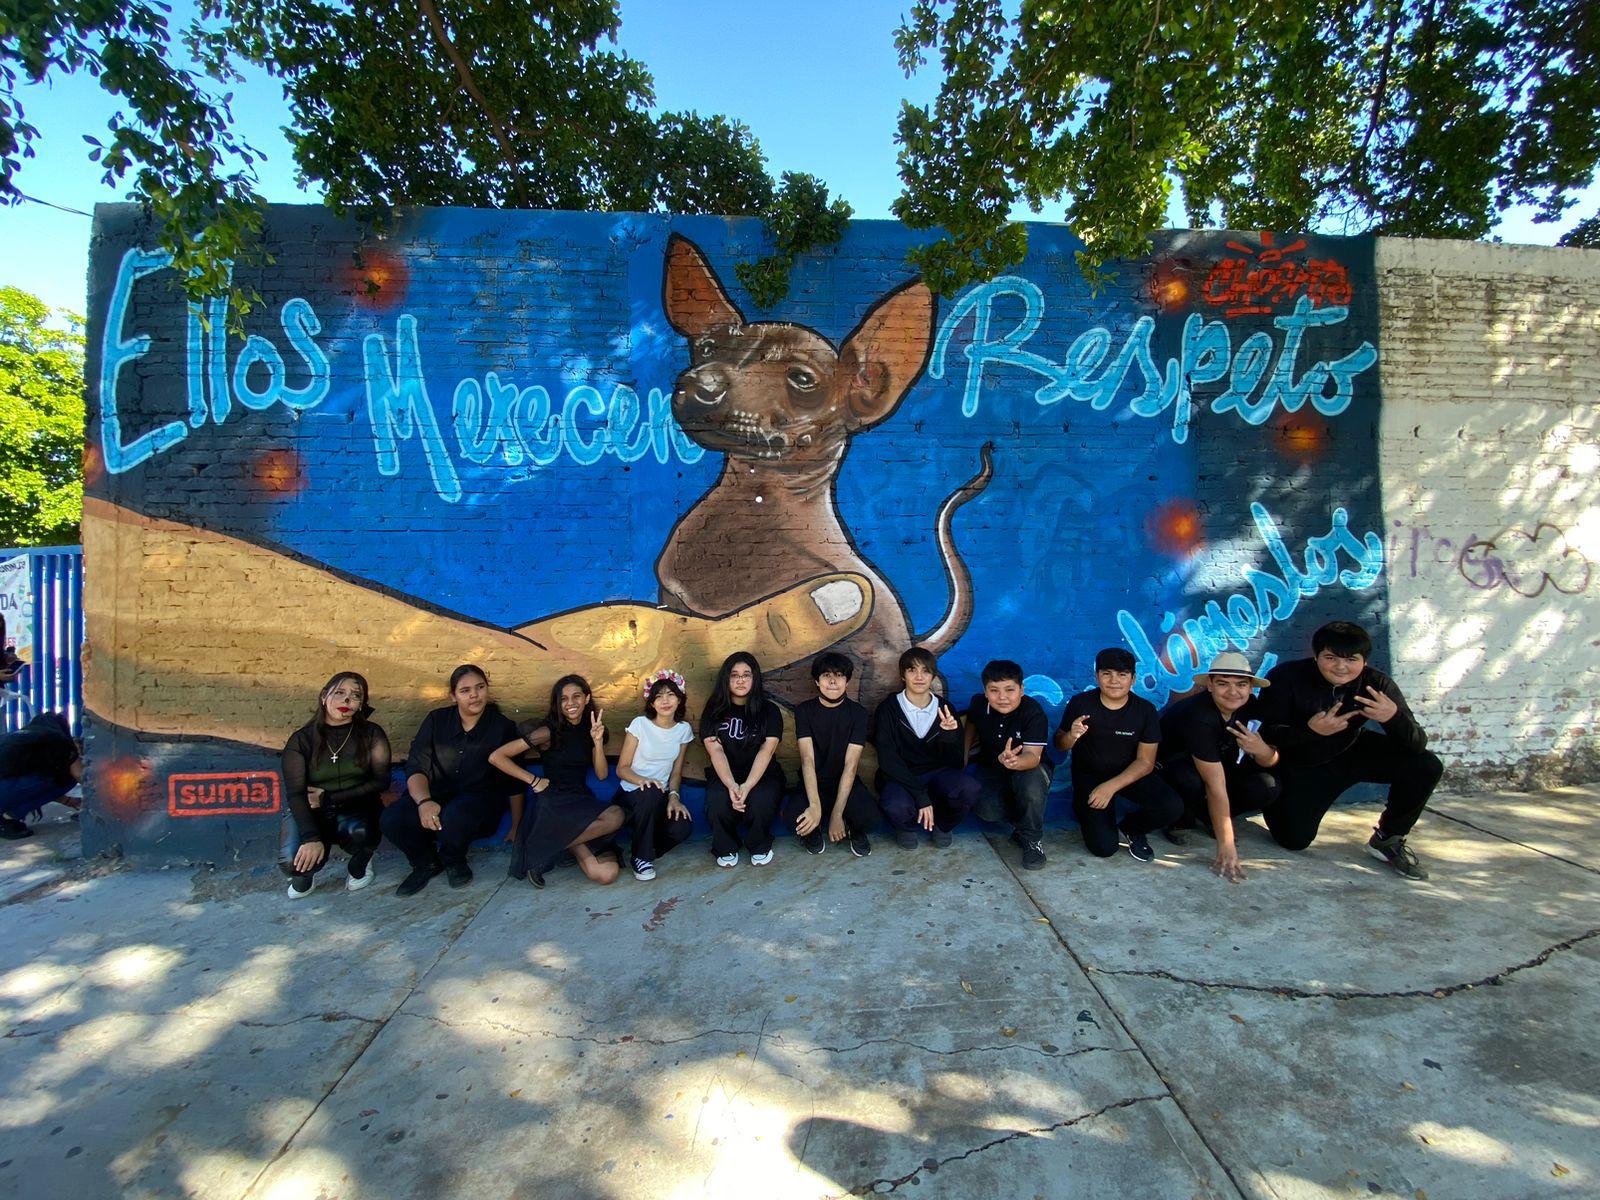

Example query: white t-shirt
[897,690,939,739]
[621,716,695,790]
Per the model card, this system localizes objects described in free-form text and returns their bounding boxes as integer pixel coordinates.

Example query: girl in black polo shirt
[701,652,785,867]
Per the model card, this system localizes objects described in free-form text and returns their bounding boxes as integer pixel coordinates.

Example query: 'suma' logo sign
[168,772,281,817]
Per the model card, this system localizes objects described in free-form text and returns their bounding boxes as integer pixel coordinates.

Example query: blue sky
[3,0,1594,316]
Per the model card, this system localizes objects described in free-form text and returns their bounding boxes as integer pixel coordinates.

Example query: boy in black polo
[1256,620,1443,880]
[964,660,1052,869]
[1054,648,1182,863]
[784,652,880,857]
[1155,652,1282,883]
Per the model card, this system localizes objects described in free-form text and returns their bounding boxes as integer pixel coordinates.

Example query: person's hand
[1212,842,1246,883]
[796,803,822,837]
[1228,721,1271,760]
[937,704,959,731]
[730,782,747,813]
[1087,782,1116,810]
[292,839,326,873]
[590,710,606,745]
[418,799,442,831]
[997,737,1022,770]
[306,786,324,809]
[666,793,690,821]
[1067,714,1089,745]
[1353,686,1398,723]
[827,812,848,843]
[917,804,935,831]
[1308,705,1357,735]
[532,776,551,794]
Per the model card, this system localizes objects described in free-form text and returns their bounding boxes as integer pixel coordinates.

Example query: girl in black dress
[280,671,392,898]
[491,674,625,888]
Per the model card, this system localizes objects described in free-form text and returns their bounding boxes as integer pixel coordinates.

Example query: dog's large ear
[836,279,936,430]
[663,234,745,336]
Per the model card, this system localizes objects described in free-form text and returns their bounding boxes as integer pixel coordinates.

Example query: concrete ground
[1,784,1595,1200]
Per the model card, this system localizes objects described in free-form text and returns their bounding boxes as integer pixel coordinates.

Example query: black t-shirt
[795,696,868,785]
[1157,691,1264,768]
[701,700,784,779]
[966,694,1049,768]
[1058,689,1161,778]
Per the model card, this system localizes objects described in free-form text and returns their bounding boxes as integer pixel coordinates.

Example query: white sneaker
[716,852,739,868]
[286,874,315,900]
[632,858,656,881]
[750,849,774,866]
[346,860,376,892]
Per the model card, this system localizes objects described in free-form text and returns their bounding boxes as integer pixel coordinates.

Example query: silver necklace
[328,726,355,764]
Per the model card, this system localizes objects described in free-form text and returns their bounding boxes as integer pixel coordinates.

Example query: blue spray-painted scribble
[928,277,1377,443]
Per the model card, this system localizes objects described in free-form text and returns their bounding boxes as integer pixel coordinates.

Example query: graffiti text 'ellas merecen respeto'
[928,276,1378,443]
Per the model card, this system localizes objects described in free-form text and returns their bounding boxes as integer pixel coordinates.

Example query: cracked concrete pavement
[1,783,1595,1199]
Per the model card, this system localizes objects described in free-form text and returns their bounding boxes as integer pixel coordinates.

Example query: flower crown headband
[643,668,686,698]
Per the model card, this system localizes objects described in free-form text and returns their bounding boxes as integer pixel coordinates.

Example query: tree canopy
[1,1,848,308]
[0,287,83,547]
[894,0,1600,291]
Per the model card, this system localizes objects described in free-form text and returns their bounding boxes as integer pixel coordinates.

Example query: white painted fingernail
[811,579,864,624]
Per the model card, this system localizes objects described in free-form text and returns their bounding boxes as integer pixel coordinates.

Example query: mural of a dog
[657,235,994,704]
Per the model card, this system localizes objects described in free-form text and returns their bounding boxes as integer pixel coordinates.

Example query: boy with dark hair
[785,652,879,857]
[1054,648,1182,863]
[1257,620,1443,880]
[1155,652,1283,883]
[872,646,978,850]
[964,660,1051,869]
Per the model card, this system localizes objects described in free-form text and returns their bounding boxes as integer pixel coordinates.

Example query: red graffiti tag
[1202,234,1352,317]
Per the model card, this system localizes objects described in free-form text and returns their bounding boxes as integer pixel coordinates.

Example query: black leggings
[705,769,786,855]
[283,802,380,878]
[1265,731,1444,850]
[1070,769,1184,857]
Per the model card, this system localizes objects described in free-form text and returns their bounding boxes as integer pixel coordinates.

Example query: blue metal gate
[1,546,84,736]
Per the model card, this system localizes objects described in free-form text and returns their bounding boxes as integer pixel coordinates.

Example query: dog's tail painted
[915,441,996,657]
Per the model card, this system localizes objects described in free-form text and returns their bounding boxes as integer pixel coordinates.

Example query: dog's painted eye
[694,336,716,357]
[787,367,818,392]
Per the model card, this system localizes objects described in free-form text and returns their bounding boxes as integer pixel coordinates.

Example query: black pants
[780,777,880,835]
[1265,731,1444,850]
[1161,758,1282,826]
[705,768,785,855]
[972,763,1051,840]
[379,790,508,869]
[282,801,381,877]
[614,784,694,862]
[1070,768,1184,858]
[878,768,980,833]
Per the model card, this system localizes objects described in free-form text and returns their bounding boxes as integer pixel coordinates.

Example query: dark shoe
[445,862,473,889]
[285,872,315,899]
[801,830,826,855]
[1008,829,1025,848]
[395,862,443,897]
[1126,833,1155,863]
[848,831,872,858]
[0,815,32,840]
[1020,837,1046,870]
[527,868,546,889]
[894,829,918,850]
[1159,826,1187,846]
[931,827,954,848]
[1366,831,1429,880]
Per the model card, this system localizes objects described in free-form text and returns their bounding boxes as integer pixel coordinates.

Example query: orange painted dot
[1149,499,1206,557]
[254,448,305,495]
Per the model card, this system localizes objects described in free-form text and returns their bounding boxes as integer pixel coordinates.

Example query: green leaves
[735,173,853,309]
[895,0,1600,292]
[0,288,83,547]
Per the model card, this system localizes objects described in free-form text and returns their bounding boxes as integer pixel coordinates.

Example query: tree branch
[414,0,530,207]
[1357,0,1399,166]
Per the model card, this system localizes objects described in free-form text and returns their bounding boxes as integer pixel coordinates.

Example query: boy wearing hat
[1155,652,1282,882]
[1054,648,1182,863]
[1256,621,1443,880]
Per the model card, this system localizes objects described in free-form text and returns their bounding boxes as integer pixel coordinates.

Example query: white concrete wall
[1377,238,1600,781]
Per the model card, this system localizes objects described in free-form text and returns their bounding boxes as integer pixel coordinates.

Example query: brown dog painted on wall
[657,234,994,706]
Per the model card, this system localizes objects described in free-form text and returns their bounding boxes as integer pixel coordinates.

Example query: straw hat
[1195,651,1270,688]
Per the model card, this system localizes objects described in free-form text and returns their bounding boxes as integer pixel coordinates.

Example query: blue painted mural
[81,208,1385,858]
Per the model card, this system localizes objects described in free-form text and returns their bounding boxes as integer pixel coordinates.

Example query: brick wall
[77,206,1594,862]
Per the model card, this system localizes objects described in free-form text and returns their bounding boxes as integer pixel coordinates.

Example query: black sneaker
[1159,826,1187,846]
[848,831,872,858]
[894,829,918,850]
[1126,833,1155,863]
[445,862,473,889]
[931,827,954,848]
[801,830,826,855]
[395,862,443,896]
[0,815,32,840]
[1020,838,1046,870]
[1366,831,1429,880]
[527,868,546,889]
